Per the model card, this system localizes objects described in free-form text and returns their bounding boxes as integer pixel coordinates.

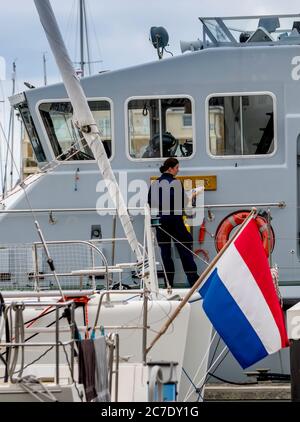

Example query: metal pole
[0,202,285,215]
[9,61,16,191]
[35,220,66,301]
[82,0,91,76]
[111,214,117,267]
[18,113,24,181]
[43,53,48,86]
[115,334,119,402]
[290,339,300,402]
[3,61,16,196]
[70,303,75,377]
[55,306,60,385]
[144,205,159,295]
[142,290,148,364]
[108,340,114,395]
[33,243,40,294]
[267,208,273,268]
[159,99,163,156]
[79,0,85,77]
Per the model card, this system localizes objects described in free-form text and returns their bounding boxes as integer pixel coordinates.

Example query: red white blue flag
[199,218,289,369]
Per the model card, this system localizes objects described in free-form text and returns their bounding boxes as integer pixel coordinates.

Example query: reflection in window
[183,114,192,127]
[128,98,194,159]
[208,94,275,156]
[39,101,112,160]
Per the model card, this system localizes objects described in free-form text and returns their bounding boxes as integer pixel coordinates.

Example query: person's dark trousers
[156,216,199,287]
[156,226,175,287]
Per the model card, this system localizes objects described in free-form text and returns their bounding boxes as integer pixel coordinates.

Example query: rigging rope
[184,345,228,402]
[18,375,58,402]
[183,331,217,401]
[158,226,210,267]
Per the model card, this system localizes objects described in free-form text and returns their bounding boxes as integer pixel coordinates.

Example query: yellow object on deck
[183,216,191,233]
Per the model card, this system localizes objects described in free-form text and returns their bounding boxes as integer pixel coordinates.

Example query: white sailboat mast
[34,0,144,265]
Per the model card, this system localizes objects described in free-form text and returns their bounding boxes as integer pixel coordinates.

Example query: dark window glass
[208,94,275,156]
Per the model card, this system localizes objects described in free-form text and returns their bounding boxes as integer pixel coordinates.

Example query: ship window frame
[17,102,47,164]
[36,97,115,163]
[125,94,196,162]
[205,91,277,159]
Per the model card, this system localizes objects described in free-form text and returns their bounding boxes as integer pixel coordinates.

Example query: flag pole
[146,208,257,355]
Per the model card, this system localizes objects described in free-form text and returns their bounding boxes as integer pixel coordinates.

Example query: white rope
[183,330,217,401]
[158,226,210,266]
[147,299,175,336]
[184,345,228,402]
[18,375,58,402]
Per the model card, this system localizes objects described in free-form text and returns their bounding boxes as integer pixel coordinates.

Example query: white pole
[144,205,159,296]
[34,0,145,270]
[9,61,16,190]
[79,0,85,77]
[43,53,48,86]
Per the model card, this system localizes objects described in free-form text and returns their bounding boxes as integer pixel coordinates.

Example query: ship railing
[0,202,286,215]
[0,202,285,292]
[0,299,122,402]
[0,239,144,293]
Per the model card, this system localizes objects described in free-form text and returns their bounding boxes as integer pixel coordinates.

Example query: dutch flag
[199,218,289,369]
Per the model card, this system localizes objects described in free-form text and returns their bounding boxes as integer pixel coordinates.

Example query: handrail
[92,291,143,333]
[0,238,145,294]
[0,301,75,386]
[0,201,286,214]
[106,333,120,402]
[1,291,95,298]
[33,240,110,291]
[92,290,150,366]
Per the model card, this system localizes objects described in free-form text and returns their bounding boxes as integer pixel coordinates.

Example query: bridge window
[39,100,112,161]
[208,94,275,157]
[18,103,47,163]
[128,97,194,159]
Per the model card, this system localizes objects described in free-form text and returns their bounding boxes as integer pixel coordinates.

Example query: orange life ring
[215,210,275,257]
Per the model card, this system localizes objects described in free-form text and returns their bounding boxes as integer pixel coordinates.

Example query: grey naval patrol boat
[1,6,300,401]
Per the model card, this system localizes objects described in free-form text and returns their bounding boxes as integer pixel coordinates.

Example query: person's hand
[192,188,203,199]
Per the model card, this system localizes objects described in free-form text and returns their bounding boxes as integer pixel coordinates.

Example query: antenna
[43,52,47,86]
[79,0,85,76]
[3,60,17,196]
[79,0,92,77]
[150,26,169,59]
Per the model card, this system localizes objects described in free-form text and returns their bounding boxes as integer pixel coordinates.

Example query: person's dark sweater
[148,173,188,222]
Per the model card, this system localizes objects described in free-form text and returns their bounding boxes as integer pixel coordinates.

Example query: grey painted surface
[13,44,300,286]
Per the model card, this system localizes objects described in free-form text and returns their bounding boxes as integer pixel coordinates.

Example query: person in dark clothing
[148,158,199,287]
